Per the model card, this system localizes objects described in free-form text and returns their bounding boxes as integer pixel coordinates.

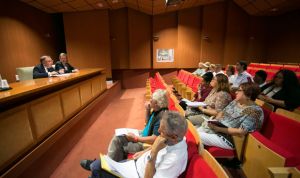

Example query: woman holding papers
[197,82,264,149]
[107,89,169,162]
[186,74,232,126]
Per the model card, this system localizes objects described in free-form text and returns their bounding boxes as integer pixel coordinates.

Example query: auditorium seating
[276,108,300,122]
[242,112,300,178]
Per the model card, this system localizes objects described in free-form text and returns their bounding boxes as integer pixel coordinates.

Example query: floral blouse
[204,90,232,112]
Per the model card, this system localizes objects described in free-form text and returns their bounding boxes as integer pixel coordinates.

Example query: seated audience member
[179,72,213,110]
[226,65,236,85]
[107,89,168,162]
[55,53,77,73]
[213,64,224,76]
[253,70,267,89]
[186,74,232,126]
[80,111,188,178]
[192,62,206,77]
[33,55,57,79]
[259,69,300,111]
[231,61,252,90]
[197,82,263,149]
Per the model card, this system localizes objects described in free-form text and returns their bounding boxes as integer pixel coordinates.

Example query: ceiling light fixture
[96,2,103,7]
[165,0,182,6]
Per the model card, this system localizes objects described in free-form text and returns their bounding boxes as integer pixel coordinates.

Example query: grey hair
[152,89,168,108]
[59,53,67,57]
[162,111,187,141]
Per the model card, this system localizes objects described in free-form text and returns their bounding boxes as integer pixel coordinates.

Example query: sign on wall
[156,49,174,62]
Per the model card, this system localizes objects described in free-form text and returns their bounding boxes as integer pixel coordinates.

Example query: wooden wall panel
[92,76,102,96]
[223,1,250,65]
[128,8,152,69]
[63,10,112,77]
[30,94,64,140]
[109,8,129,69]
[245,17,267,63]
[177,7,202,68]
[266,10,300,63]
[201,2,227,65]
[79,81,93,105]
[61,87,81,119]
[0,105,34,170]
[153,12,178,68]
[0,0,65,82]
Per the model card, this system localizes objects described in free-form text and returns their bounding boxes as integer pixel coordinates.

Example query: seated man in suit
[55,53,77,74]
[80,111,188,178]
[33,55,57,79]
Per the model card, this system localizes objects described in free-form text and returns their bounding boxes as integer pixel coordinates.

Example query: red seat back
[187,75,195,87]
[183,74,190,84]
[183,154,217,178]
[261,112,300,159]
[191,77,201,92]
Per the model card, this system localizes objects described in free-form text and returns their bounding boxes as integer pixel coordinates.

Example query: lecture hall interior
[1,0,300,178]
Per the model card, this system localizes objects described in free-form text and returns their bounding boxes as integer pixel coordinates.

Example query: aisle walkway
[50,88,146,178]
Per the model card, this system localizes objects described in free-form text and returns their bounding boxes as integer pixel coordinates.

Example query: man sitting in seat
[33,55,57,79]
[80,111,188,178]
[55,53,77,74]
[231,61,252,91]
[253,70,267,89]
[107,89,169,162]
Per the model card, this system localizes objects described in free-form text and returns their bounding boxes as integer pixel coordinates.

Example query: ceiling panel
[20,0,300,16]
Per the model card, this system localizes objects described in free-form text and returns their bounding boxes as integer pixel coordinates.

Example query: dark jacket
[147,107,168,136]
[33,64,55,79]
[55,61,74,73]
[261,83,300,111]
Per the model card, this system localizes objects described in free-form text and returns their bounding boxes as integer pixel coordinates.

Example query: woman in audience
[107,89,168,161]
[193,62,206,77]
[259,69,300,111]
[197,82,263,149]
[226,65,236,85]
[186,73,232,126]
[179,72,213,110]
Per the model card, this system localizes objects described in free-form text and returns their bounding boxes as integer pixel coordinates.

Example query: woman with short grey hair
[106,89,169,162]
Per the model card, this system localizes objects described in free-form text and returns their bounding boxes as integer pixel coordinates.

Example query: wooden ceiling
[20,0,300,16]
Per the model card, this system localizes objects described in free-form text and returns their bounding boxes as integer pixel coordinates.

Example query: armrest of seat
[268,167,300,178]
[251,132,297,166]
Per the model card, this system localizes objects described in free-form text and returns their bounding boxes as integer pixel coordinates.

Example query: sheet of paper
[115,128,139,136]
[102,155,139,178]
[186,101,207,107]
[52,73,72,77]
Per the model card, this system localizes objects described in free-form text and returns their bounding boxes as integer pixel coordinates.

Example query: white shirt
[228,75,236,85]
[213,70,225,76]
[232,71,252,88]
[136,138,187,178]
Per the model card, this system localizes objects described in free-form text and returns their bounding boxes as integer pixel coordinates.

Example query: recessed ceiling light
[271,8,278,12]
[112,0,118,3]
[96,2,103,7]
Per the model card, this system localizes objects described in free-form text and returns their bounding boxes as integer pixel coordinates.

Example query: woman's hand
[132,150,146,160]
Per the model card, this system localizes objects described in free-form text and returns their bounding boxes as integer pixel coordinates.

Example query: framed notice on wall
[156,49,174,62]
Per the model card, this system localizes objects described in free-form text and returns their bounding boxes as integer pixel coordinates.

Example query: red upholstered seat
[191,77,201,93]
[184,154,217,178]
[205,146,235,158]
[187,75,195,88]
[253,112,300,166]
[183,73,190,84]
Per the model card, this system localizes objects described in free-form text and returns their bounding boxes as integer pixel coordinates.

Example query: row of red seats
[249,63,300,72]
[176,70,202,93]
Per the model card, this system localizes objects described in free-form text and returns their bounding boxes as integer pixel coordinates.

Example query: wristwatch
[147,154,153,162]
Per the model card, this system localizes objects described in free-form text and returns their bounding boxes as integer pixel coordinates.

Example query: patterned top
[220,100,264,132]
[193,68,206,77]
[204,89,232,112]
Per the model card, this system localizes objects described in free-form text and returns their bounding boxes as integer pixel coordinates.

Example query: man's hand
[59,69,65,74]
[126,133,138,142]
[151,136,167,154]
[132,150,146,160]
[49,71,58,76]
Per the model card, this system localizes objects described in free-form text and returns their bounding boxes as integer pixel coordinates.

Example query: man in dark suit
[33,55,57,79]
[55,53,77,74]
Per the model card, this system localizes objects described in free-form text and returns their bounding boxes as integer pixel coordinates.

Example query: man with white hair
[80,111,188,178]
[33,55,58,79]
[55,53,77,73]
[104,89,169,162]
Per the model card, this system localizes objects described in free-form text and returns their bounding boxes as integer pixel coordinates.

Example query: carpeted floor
[49,88,146,178]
